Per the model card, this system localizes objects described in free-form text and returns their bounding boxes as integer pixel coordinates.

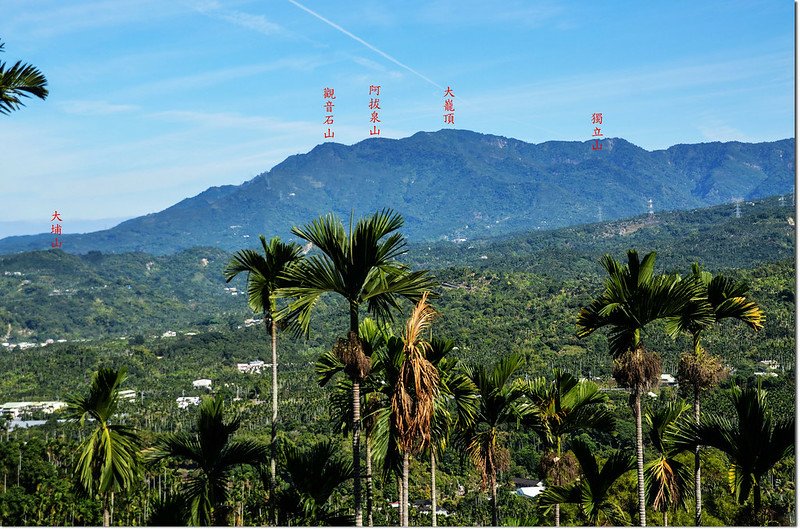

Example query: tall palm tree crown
[0,39,49,115]
[66,367,141,527]
[524,368,615,526]
[280,209,437,337]
[224,234,303,321]
[577,250,710,358]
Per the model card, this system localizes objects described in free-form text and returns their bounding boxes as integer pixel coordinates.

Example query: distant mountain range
[0,130,794,255]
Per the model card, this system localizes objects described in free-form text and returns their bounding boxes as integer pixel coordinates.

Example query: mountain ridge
[0,129,793,255]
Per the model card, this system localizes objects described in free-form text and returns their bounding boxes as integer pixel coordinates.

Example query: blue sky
[0,0,794,231]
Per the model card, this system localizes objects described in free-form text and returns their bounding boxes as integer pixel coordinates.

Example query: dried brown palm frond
[392,292,440,454]
[649,456,681,512]
[333,331,372,382]
[539,449,580,486]
[612,344,661,393]
[676,347,727,394]
[466,429,510,490]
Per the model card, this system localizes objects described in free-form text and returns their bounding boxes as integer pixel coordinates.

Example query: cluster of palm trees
[63,208,792,526]
[576,249,775,526]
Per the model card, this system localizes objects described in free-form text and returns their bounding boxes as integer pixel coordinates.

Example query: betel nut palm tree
[390,292,439,527]
[279,208,437,526]
[224,234,303,523]
[674,381,794,524]
[538,439,636,526]
[669,263,764,525]
[426,339,479,527]
[525,368,615,526]
[316,317,389,526]
[644,399,692,526]
[145,394,268,525]
[458,353,529,526]
[66,367,142,527]
[576,249,709,527]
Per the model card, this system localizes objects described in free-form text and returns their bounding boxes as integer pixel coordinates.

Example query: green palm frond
[66,367,142,497]
[668,263,764,347]
[0,58,49,114]
[525,368,614,449]
[578,250,709,356]
[278,209,437,337]
[277,439,354,525]
[672,382,794,507]
[225,235,303,321]
[456,355,526,492]
[280,439,353,505]
[538,440,635,525]
[316,349,346,387]
[646,399,691,454]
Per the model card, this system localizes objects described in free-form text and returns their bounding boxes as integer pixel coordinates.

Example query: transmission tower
[733,197,743,219]
[597,206,603,222]
[647,198,654,218]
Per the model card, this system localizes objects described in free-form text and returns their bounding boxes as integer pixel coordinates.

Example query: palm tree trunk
[270,319,278,526]
[430,450,437,528]
[366,438,373,527]
[351,303,363,527]
[398,474,404,526]
[663,510,668,526]
[490,467,498,527]
[103,493,110,527]
[694,384,701,526]
[555,437,561,527]
[634,390,646,527]
[353,380,363,527]
[754,482,762,521]
[402,452,410,527]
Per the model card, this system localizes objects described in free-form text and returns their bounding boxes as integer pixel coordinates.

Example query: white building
[759,359,780,371]
[176,396,201,409]
[236,360,266,374]
[0,401,67,419]
[754,371,779,378]
[162,330,177,338]
[193,379,212,390]
[118,390,137,402]
[660,373,677,386]
[514,479,547,499]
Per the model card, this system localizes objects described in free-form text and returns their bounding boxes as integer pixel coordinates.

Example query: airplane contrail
[287,0,443,91]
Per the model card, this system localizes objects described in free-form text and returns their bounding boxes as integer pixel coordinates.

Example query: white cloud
[60,100,139,115]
